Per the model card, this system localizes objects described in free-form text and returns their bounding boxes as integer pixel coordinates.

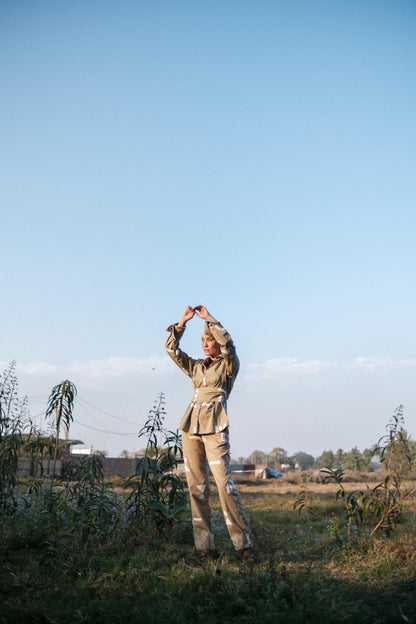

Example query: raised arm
[165,306,198,377]
[178,305,196,327]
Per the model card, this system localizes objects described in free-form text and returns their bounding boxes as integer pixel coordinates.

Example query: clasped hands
[178,305,210,327]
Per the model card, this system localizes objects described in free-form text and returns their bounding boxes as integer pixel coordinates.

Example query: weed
[321,406,416,540]
[293,488,315,544]
[126,393,189,533]
[0,362,33,522]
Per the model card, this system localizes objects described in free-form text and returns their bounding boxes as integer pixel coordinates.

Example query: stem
[369,488,416,539]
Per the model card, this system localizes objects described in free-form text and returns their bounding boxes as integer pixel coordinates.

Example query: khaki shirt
[165,316,240,434]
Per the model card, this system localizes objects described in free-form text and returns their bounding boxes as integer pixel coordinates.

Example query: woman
[165,305,252,555]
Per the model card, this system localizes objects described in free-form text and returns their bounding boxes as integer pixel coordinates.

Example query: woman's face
[201,333,221,358]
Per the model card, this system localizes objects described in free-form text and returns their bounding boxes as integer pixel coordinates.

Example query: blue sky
[1,0,415,459]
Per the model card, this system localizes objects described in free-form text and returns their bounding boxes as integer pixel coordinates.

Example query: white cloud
[66,355,172,379]
[6,356,172,381]
[243,357,333,383]
[16,362,60,376]
[352,357,416,372]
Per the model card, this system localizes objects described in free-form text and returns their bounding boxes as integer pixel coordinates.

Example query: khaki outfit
[166,315,252,551]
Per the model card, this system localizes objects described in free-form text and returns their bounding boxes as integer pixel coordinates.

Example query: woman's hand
[193,305,210,320]
[178,306,196,327]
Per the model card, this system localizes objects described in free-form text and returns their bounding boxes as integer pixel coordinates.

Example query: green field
[1,476,415,624]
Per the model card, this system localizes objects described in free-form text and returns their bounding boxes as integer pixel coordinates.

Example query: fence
[16,457,270,480]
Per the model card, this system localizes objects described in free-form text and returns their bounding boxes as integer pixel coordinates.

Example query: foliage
[45,380,77,482]
[2,363,416,624]
[268,447,290,470]
[316,447,372,471]
[320,468,346,500]
[321,406,416,539]
[1,374,187,559]
[248,449,268,465]
[374,404,415,477]
[341,446,371,471]
[61,452,123,544]
[315,449,335,469]
[291,451,314,470]
[0,361,34,520]
[293,486,315,544]
[1,481,416,624]
[252,445,376,473]
[126,393,188,531]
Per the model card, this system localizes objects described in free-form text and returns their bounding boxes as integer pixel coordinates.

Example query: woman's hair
[204,322,213,337]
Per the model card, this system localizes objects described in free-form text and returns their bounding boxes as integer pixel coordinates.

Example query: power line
[76,397,139,425]
[27,393,142,438]
[28,393,146,428]
[74,418,138,436]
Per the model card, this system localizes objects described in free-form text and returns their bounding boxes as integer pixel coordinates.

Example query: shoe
[195,549,209,556]
[240,546,257,563]
[194,548,218,559]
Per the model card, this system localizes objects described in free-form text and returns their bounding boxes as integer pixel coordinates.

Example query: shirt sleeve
[204,317,240,379]
[165,323,197,377]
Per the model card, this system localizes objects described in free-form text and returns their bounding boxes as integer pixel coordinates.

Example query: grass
[1,477,416,624]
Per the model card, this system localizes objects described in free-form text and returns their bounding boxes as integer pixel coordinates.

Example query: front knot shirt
[165,316,240,434]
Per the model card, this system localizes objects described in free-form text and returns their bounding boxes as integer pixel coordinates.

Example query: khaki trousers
[182,429,252,551]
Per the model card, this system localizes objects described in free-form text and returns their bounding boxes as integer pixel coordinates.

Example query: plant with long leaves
[322,406,416,539]
[62,452,122,544]
[0,361,32,519]
[367,405,416,536]
[321,468,346,501]
[126,393,188,533]
[293,487,315,544]
[375,405,415,478]
[45,380,77,484]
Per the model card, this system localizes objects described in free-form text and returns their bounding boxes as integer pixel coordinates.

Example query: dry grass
[239,479,416,496]
[234,471,416,494]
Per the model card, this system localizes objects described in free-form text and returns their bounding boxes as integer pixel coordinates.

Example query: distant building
[71,446,93,455]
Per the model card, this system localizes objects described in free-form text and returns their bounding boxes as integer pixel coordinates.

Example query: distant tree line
[239,434,416,474]
[238,447,314,471]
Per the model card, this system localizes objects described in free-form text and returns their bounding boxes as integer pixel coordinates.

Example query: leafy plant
[126,393,188,532]
[45,380,77,484]
[33,486,75,563]
[293,488,315,544]
[321,406,416,539]
[320,468,346,500]
[367,406,416,536]
[375,404,415,478]
[62,452,122,543]
[0,362,33,520]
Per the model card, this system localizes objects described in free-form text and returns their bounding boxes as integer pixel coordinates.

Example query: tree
[249,450,267,465]
[291,451,315,470]
[268,447,290,470]
[341,447,370,471]
[335,449,345,469]
[45,380,77,481]
[315,449,335,469]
